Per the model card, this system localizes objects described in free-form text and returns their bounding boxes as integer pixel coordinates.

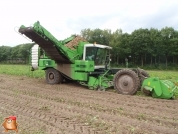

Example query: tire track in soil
[0,84,113,133]
[0,77,95,134]
[0,98,95,134]
[0,88,178,132]
[3,77,177,111]
[1,82,177,126]
[1,80,177,118]
[0,74,178,134]
[0,88,138,134]
[0,87,178,129]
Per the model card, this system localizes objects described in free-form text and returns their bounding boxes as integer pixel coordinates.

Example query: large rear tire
[113,69,140,95]
[46,68,63,84]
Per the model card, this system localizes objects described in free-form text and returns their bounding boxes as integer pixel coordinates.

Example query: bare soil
[0,74,178,134]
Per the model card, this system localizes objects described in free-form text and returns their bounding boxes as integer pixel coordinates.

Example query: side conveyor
[19,27,72,64]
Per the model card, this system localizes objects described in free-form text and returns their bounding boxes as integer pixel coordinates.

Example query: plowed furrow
[0,74,178,134]
[0,88,177,134]
[0,85,177,123]
[0,98,96,134]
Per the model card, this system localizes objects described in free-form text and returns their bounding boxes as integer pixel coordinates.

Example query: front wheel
[46,68,63,84]
[113,69,140,95]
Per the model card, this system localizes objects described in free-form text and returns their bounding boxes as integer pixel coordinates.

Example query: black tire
[46,68,63,84]
[113,69,140,95]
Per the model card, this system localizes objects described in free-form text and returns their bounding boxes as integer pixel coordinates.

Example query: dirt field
[0,74,178,134]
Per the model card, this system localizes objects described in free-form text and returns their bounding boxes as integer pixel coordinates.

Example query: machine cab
[83,44,112,69]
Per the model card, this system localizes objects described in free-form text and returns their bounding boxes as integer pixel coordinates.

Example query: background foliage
[0,43,34,64]
[80,27,178,69]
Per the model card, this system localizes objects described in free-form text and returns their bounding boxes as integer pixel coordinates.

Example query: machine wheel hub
[49,73,54,80]
[123,81,128,86]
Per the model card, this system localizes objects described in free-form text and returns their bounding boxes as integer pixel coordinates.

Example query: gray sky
[0,0,178,46]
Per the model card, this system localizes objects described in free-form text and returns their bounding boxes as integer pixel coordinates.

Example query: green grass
[148,70,178,81]
[1,64,178,80]
[0,64,45,78]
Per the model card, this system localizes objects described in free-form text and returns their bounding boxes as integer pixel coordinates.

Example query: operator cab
[83,44,112,69]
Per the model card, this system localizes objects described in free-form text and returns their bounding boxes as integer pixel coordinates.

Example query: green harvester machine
[18,21,177,99]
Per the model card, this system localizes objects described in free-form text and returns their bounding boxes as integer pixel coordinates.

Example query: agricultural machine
[17,21,177,99]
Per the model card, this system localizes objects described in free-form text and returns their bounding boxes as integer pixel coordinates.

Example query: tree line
[0,27,178,69]
[80,27,178,69]
[0,43,34,64]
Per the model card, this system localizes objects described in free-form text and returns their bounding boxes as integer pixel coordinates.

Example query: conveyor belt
[19,27,71,64]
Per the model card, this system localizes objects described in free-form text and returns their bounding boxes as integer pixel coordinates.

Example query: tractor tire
[46,68,63,84]
[138,69,150,91]
[113,69,140,95]
[140,69,149,83]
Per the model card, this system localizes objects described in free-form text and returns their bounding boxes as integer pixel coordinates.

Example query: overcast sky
[0,0,178,47]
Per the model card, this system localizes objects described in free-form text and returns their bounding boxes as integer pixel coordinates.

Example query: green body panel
[74,60,94,72]
[38,59,56,70]
[106,74,114,80]
[87,71,113,90]
[87,75,113,90]
[56,60,113,88]
[88,76,99,89]
[141,77,177,99]
[77,42,85,58]
[75,72,88,81]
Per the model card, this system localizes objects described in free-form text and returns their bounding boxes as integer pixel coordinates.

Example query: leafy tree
[109,29,122,64]
[10,43,33,63]
[0,46,11,62]
[160,27,175,68]
[80,28,112,45]
[11,45,20,59]
[117,33,131,65]
[18,43,34,63]
[80,28,92,41]
[149,28,161,65]
[170,31,178,64]
[130,28,151,66]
